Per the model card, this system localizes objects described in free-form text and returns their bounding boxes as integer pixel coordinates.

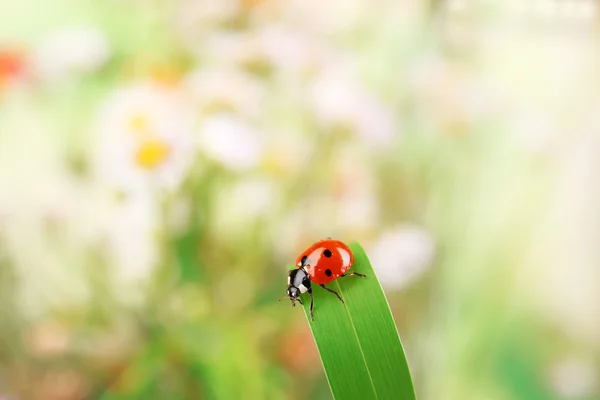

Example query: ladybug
[281,239,366,321]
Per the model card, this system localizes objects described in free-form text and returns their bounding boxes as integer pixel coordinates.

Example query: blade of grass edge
[298,241,416,400]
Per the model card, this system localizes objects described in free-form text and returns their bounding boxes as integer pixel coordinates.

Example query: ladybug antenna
[278,296,290,302]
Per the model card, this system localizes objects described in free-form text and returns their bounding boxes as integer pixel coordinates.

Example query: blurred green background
[0,0,598,399]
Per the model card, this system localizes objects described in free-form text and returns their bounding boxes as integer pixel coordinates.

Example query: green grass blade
[297,242,416,400]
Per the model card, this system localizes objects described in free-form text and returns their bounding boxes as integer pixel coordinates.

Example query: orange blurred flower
[0,50,25,89]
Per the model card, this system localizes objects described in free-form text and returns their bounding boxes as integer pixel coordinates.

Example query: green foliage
[298,242,415,400]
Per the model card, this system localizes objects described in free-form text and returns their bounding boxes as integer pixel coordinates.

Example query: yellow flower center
[135,139,171,169]
[128,113,150,133]
[150,66,181,86]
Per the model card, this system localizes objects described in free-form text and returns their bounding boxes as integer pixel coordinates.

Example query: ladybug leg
[319,284,344,304]
[340,272,367,278]
[308,288,315,321]
[297,297,304,306]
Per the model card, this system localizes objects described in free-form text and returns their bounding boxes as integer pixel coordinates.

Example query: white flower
[368,224,435,290]
[182,66,264,118]
[198,114,264,171]
[30,25,111,83]
[253,24,326,74]
[174,1,242,56]
[200,25,327,76]
[100,190,160,303]
[202,32,257,66]
[549,357,597,398]
[337,192,379,232]
[256,0,368,36]
[212,178,281,239]
[352,94,397,145]
[310,64,397,146]
[63,181,160,308]
[0,172,92,316]
[0,105,92,315]
[510,113,558,156]
[183,0,240,22]
[176,0,241,30]
[310,64,362,122]
[93,80,196,192]
[226,178,279,218]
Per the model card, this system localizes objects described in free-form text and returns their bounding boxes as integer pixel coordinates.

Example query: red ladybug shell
[295,239,354,285]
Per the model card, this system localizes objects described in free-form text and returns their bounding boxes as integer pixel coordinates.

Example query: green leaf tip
[297,241,416,400]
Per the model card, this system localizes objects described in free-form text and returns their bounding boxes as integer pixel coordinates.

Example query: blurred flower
[368,224,435,290]
[93,80,196,192]
[183,66,265,117]
[510,113,558,156]
[34,368,88,400]
[337,190,379,233]
[310,64,397,146]
[549,356,597,398]
[175,1,242,57]
[331,144,380,232]
[212,177,281,238]
[407,52,503,136]
[25,321,70,358]
[277,323,320,374]
[271,207,315,262]
[89,77,190,300]
[201,32,258,67]
[77,186,160,307]
[177,0,241,27]
[252,24,326,74]
[30,25,111,83]
[198,114,264,171]
[260,0,370,36]
[261,132,314,177]
[0,172,91,312]
[166,196,193,235]
[0,49,25,90]
[270,142,380,259]
[201,26,326,76]
[105,191,159,296]
[0,106,93,314]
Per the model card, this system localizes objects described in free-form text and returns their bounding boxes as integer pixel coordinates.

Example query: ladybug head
[286,286,301,300]
[281,268,311,306]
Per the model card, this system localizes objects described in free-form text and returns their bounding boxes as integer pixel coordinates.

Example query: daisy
[93,79,196,193]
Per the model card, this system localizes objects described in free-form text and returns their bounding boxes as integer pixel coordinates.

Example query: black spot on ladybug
[323,249,332,258]
[325,269,332,277]
[301,255,307,265]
